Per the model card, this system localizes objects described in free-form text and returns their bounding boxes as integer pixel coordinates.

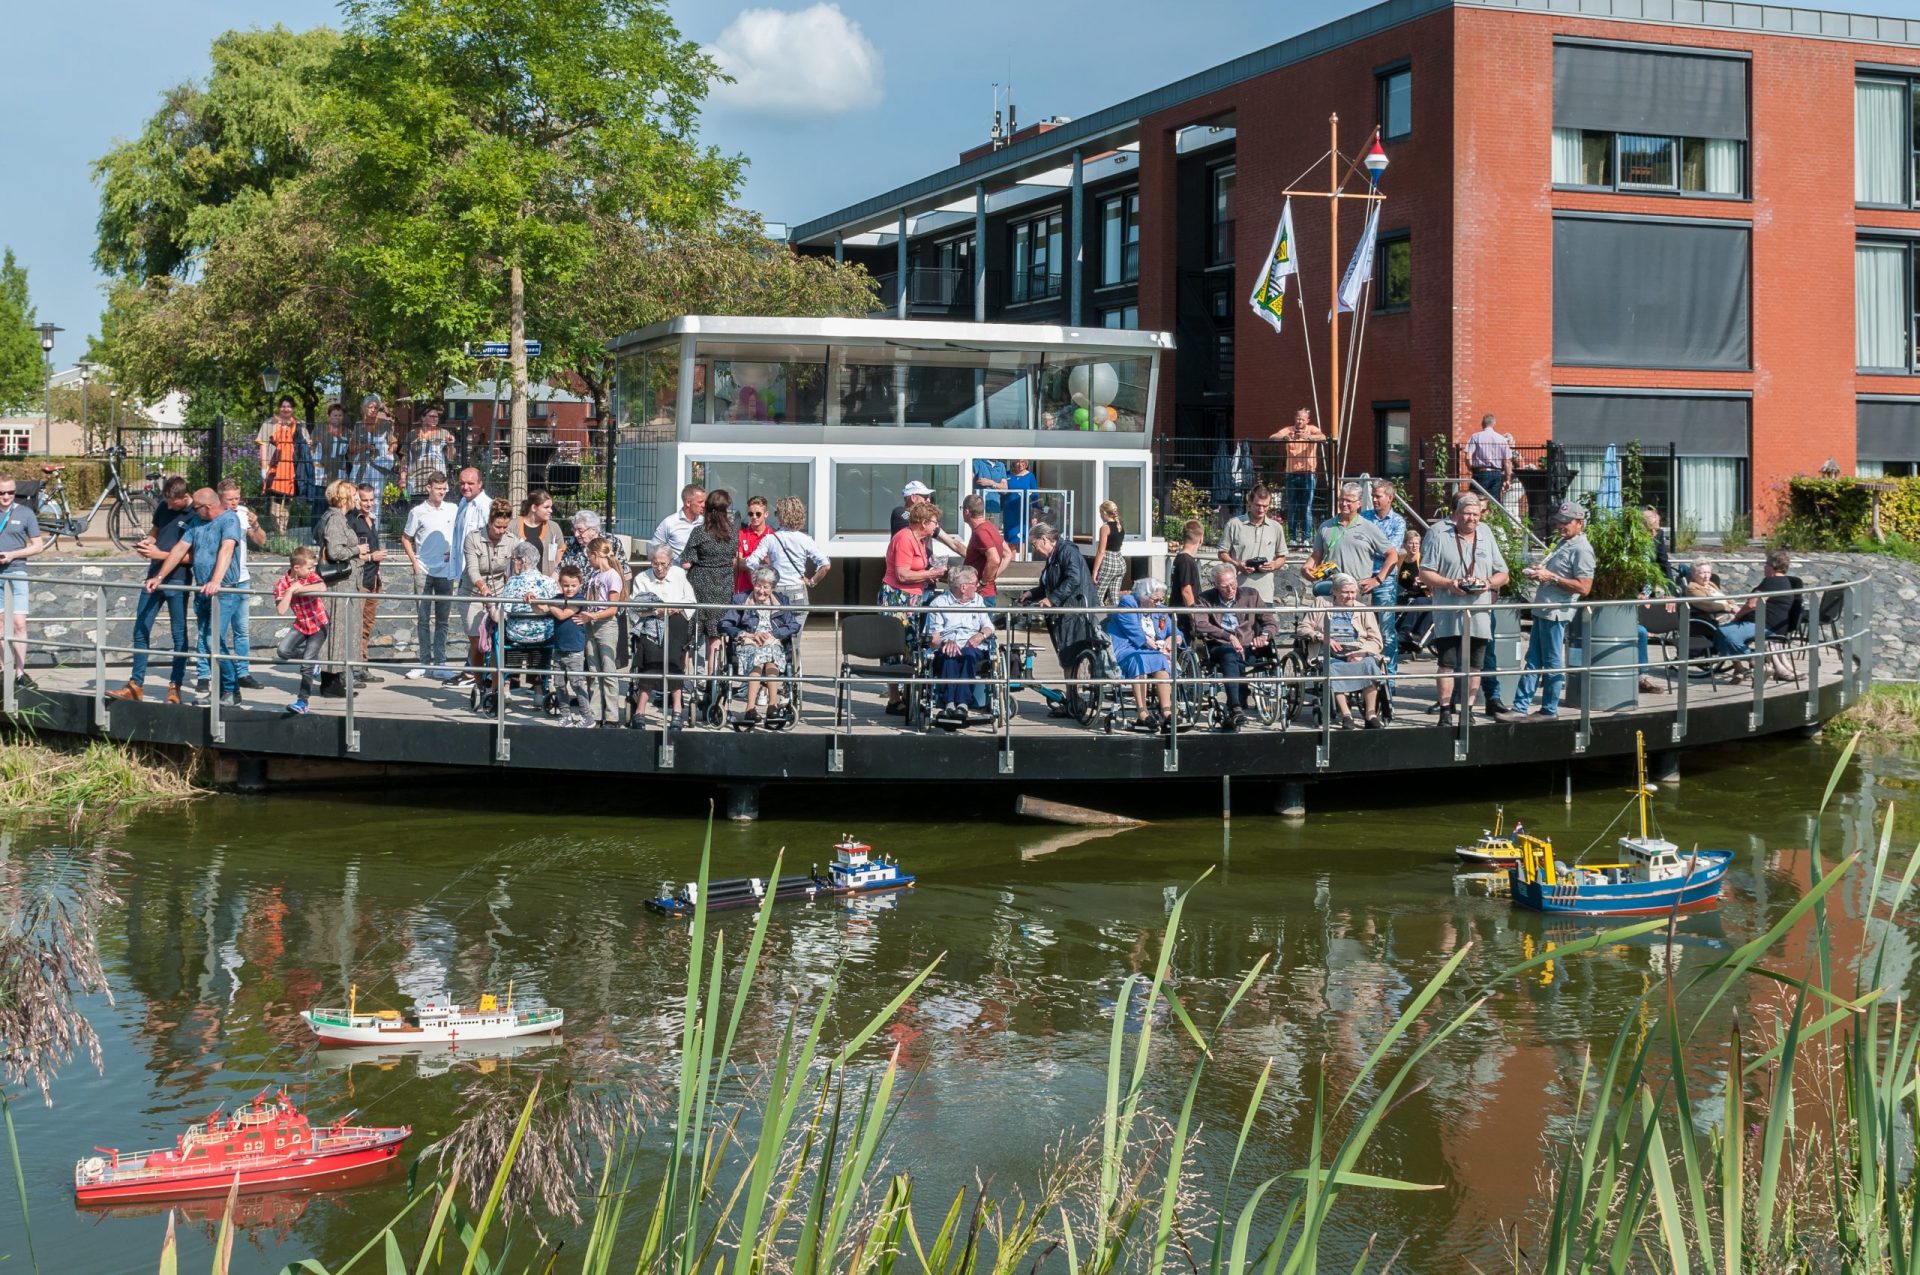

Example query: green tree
[323,0,740,502]
[0,250,42,414]
[531,208,877,423]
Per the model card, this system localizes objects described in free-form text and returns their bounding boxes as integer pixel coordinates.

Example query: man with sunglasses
[145,488,246,706]
[0,477,47,688]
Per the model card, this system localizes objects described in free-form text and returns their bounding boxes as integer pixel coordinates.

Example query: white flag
[1247,199,1298,334]
[1336,203,1381,315]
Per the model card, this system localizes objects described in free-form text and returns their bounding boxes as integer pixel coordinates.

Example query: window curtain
[1561,447,1610,507]
[1858,459,1887,479]
[1856,80,1908,205]
[1704,139,1742,195]
[1552,128,1585,184]
[1856,243,1910,369]
[1677,457,1741,536]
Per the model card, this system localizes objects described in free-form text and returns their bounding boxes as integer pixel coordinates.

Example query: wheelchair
[1185,637,1288,729]
[470,610,560,718]
[902,602,1010,732]
[1276,633,1393,728]
[699,628,802,731]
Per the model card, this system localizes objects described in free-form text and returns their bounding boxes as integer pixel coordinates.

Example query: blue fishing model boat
[646,836,914,918]
[1509,732,1732,916]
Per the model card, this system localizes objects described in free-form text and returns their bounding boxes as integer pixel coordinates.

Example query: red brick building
[791,0,1920,534]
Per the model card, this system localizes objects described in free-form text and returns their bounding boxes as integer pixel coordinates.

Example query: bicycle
[28,446,157,553]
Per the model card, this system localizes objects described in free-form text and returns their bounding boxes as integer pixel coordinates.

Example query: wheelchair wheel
[1067,653,1105,727]
[1275,649,1308,726]
[1173,647,1210,727]
[1247,660,1284,728]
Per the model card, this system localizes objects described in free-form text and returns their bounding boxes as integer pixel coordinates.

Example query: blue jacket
[720,591,802,642]
[1104,595,1176,663]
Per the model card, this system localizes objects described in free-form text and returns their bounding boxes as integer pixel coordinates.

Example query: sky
[4,0,1915,362]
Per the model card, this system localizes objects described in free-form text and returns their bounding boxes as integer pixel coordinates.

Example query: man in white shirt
[651,484,707,560]
[403,470,460,678]
[447,467,493,586]
[214,479,267,690]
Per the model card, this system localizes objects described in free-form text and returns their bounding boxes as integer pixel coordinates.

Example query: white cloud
[704,4,884,119]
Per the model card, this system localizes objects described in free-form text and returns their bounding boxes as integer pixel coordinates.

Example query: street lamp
[76,360,95,452]
[261,363,281,396]
[35,322,60,457]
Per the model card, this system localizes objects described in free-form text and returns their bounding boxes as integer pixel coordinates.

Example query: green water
[7,738,1914,1273]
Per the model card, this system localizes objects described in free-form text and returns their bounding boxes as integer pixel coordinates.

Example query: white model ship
[300,984,563,1047]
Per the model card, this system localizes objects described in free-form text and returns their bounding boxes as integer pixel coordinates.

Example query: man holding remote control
[1418,493,1509,728]
[1217,485,1287,604]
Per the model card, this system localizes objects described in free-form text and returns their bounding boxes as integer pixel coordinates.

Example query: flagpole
[1327,113,1340,448]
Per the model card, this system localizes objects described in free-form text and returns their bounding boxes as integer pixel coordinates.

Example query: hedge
[0,457,112,516]
[1780,476,1920,549]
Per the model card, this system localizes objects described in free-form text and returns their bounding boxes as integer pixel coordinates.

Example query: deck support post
[725,784,761,823]
[1277,781,1307,820]
[1650,751,1680,785]
[233,756,269,793]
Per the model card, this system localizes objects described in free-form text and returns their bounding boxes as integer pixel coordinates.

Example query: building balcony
[873,267,998,317]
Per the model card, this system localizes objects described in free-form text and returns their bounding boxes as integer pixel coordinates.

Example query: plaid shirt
[274,570,329,635]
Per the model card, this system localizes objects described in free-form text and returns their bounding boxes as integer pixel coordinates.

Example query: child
[273,546,331,714]
[533,565,593,727]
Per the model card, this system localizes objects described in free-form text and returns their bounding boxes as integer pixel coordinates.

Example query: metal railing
[0,567,1871,774]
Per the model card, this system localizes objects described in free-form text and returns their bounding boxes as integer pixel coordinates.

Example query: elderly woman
[924,565,995,717]
[1020,521,1097,693]
[1296,572,1386,729]
[1104,576,1179,732]
[315,478,369,696]
[880,501,948,714]
[720,568,801,726]
[1683,560,1736,619]
[559,509,603,581]
[628,542,695,725]
[745,495,831,606]
[487,540,558,703]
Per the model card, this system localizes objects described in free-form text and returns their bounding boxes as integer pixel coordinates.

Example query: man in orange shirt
[1269,407,1326,547]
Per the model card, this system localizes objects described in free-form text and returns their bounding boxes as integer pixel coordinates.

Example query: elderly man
[447,466,493,590]
[925,565,996,721]
[1508,501,1595,720]
[629,542,696,725]
[1361,478,1408,679]
[651,484,706,560]
[1218,484,1287,604]
[892,480,966,553]
[1465,414,1513,501]
[1419,493,1509,729]
[1713,550,1799,682]
[1307,482,1398,600]
[1192,564,1281,731]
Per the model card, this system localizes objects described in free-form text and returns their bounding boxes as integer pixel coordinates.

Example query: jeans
[1481,635,1503,705]
[196,589,252,682]
[1284,473,1316,544]
[1472,468,1506,501]
[130,586,189,689]
[194,591,246,694]
[1369,578,1400,676]
[1714,620,1756,656]
[416,573,456,666]
[277,625,328,698]
[1208,643,1248,710]
[934,644,986,708]
[555,649,590,710]
[1511,616,1569,715]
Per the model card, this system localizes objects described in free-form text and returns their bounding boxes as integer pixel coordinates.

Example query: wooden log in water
[1014,796,1144,828]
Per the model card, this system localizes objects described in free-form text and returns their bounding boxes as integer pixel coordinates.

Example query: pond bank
[0,731,205,818]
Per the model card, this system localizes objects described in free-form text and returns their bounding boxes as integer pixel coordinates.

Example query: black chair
[1638,602,1682,691]
[837,612,912,727]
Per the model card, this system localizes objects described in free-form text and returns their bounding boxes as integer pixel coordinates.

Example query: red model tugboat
[74,1090,409,1203]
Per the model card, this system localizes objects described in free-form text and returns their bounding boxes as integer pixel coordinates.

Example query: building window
[1554,392,1750,536]
[1857,240,1917,372]
[1010,211,1063,303]
[0,426,29,455]
[1376,233,1411,310]
[1099,191,1140,285]
[1375,405,1411,479]
[1209,165,1235,265]
[1552,216,1750,370]
[833,463,961,536]
[1099,305,1139,329]
[448,400,472,421]
[1379,66,1411,140]
[1858,400,1920,475]
[1553,129,1743,195]
[1857,78,1918,206]
[1214,329,1235,379]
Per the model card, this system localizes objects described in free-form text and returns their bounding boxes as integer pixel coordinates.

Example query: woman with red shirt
[880,502,947,714]
[735,495,773,595]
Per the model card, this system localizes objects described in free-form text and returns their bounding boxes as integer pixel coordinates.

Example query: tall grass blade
[158,1209,177,1275]
[2,1090,36,1274]
[458,1080,541,1275]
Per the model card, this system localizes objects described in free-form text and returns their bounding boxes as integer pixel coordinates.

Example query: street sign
[470,340,542,359]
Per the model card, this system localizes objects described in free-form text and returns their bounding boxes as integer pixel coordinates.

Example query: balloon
[1071,391,1089,408]
[1073,407,1090,428]
[1100,417,1117,432]
[1070,362,1119,409]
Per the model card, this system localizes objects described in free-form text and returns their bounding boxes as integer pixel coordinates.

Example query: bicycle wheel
[110,494,153,553]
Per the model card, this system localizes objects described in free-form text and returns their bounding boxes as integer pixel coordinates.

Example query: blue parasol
[1597,444,1622,513]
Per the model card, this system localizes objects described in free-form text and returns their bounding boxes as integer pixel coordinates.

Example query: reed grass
[0,730,203,819]
[1825,681,1920,743]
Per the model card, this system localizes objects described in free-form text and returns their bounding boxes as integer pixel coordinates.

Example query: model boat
[74,1091,408,1203]
[646,835,915,919]
[301,984,563,1047]
[1455,806,1529,868]
[1509,733,1732,916]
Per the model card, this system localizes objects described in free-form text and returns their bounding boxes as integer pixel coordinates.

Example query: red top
[883,527,929,594]
[736,522,772,594]
[962,520,1006,597]
[274,570,328,635]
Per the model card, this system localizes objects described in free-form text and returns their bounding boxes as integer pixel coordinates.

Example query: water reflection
[10,739,1916,1271]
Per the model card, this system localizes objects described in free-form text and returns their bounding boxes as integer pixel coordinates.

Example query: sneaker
[288,698,309,715]
[217,691,241,707]
[430,667,458,682]
[406,667,428,680]
[14,672,37,691]
[1438,708,1457,728]
[357,670,385,684]
[445,673,476,689]
[195,676,209,690]
[236,675,263,690]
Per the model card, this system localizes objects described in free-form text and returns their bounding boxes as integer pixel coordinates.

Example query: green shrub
[0,458,110,515]
[1785,477,1875,546]
[1720,511,1751,551]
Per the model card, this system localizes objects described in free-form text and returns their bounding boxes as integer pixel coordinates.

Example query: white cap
[901,480,934,498]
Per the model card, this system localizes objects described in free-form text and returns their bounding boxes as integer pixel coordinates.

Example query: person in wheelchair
[719,569,801,728]
[1192,565,1280,730]
[492,541,560,709]
[1295,573,1387,729]
[1019,522,1097,716]
[922,565,996,724]
[1104,577,1181,733]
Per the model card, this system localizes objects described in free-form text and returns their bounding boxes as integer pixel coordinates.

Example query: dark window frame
[1855,74,1920,209]
[1856,237,1920,375]
[1553,128,1748,200]
[1009,209,1065,305]
[1374,231,1411,312]
[1374,402,1412,480]
[1208,163,1236,267]
[1097,188,1141,287]
[1378,64,1412,141]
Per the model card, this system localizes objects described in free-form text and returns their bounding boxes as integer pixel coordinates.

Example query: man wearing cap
[891,481,965,553]
[1507,501,1594,720]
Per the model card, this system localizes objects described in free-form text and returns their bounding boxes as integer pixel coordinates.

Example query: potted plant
[1567,507,1669,710]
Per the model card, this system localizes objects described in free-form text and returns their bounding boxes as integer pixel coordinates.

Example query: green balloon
[1073,406,1090,428]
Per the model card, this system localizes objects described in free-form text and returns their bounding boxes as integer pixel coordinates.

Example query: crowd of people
[0,446,1827,736]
